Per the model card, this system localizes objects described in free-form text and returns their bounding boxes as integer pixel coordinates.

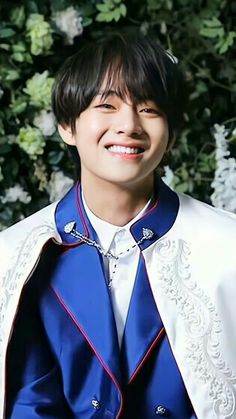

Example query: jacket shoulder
[0,202,60,273]
[177,192,236,241]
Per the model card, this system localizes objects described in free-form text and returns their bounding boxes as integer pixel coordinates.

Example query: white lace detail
[0,223,56,360]
[155,238,236,418]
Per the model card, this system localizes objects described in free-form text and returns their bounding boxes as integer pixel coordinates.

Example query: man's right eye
[96,103,114,109]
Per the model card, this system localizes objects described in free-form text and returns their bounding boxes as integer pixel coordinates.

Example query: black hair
[52,32,185,170]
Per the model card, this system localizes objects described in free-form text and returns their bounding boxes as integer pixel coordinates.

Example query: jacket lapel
[53,183,121,385]
[120,178,180,383]
[120,253,164,383]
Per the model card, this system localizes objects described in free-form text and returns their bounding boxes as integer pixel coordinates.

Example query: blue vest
[6,180,195,418]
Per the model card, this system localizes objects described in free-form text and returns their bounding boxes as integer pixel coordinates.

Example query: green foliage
[16,126,46,159]
[26,13,54,55]
[199,16,236,54]
[0,0,235,228]
[96,0,127,22]
[23,71,54,109]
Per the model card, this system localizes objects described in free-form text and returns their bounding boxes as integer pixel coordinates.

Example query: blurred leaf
[0,28,16,38]
[216,31,236,54]
[96,3,109,12]
[10,6,26,28]
[48,150,64,165]
[175,181,189,193]
[120,3,127,17]
[0,43,10,51]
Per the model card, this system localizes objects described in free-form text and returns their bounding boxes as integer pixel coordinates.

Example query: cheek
[150,121,169,147]
[78,118,108,144]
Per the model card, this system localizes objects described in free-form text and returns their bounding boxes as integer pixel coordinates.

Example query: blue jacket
[6,181,197,418]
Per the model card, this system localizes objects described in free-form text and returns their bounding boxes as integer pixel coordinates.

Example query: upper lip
[105,142,147,150]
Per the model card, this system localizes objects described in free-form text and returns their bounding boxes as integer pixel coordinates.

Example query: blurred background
[0,0,235,229]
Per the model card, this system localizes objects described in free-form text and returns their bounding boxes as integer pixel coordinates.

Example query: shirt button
[155,405,169,416]
[91,399,101,410]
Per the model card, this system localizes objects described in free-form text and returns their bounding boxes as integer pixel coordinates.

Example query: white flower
[0,184,31,204]
[53,6,83,45]
[211,124,236,213]
[212,123,230,160]
[48,171,74,202]
[34,110,56,136]
[162,165,175,188]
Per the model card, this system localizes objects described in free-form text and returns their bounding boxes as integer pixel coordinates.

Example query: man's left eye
[140,108,159,114]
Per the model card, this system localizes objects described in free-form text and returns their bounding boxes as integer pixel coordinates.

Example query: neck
[81,177,154,226]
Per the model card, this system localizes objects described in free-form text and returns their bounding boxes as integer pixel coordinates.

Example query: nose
[113,104,143,137]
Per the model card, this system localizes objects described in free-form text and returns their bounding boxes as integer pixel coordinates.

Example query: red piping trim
[129,327,165,384]
[56,182,91,252]
[50,285,124,417]
[4,239,53,418]
[75,182,90,238]
[128,253,166,384]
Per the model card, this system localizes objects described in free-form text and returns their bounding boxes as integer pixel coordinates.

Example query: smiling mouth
[106,145,144,154]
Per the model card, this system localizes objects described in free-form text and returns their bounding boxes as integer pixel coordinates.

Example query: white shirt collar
[82,191,152,253]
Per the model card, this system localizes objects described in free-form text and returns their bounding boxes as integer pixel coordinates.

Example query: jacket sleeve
[5,278,71,419]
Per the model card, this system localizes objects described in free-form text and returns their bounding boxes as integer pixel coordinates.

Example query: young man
[1,33,236,419]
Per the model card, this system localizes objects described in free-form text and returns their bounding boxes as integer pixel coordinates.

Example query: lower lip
[107,150,143,160]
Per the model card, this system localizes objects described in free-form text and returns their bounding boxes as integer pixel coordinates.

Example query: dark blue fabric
[6,244,72,419]
[121,336,194,418]
[130,178,179,251]
[120,254,163,383]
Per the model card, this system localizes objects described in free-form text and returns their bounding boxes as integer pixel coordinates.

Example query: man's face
[59,86,170,191]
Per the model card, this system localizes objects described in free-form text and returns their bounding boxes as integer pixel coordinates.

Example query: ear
[58,124,76,146]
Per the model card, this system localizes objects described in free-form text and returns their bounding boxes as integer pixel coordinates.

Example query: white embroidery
[155,238,236,418]
[0,223,56,360]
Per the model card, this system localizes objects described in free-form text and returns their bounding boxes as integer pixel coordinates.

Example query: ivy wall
[0,0,235,229]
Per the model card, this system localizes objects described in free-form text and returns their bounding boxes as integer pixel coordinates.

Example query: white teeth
[107,145,141,154]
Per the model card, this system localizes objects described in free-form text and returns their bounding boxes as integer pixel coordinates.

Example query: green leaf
[105,12,115,22]
[200,27,224,39]
[114,8,121,22]
[12,42,26,53]
[10,99,27,114]
[147,0,161,11]
[81,17,93,27]
[216,31,236,54]
[96,3,109,12]
[175,181,189,193]
[5,69,20,81]
[0,119,5,135]
[12,52,25,63]
[189,81,207,100]
[0,207,14,223]
[202,17,222,28]
[0,28,16,38]
[48,150,64,165]
[104,0,113,7]
[120,3,127,17]
[95,12,108,22]
[10,6,25,28]
[0,43,10,51]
